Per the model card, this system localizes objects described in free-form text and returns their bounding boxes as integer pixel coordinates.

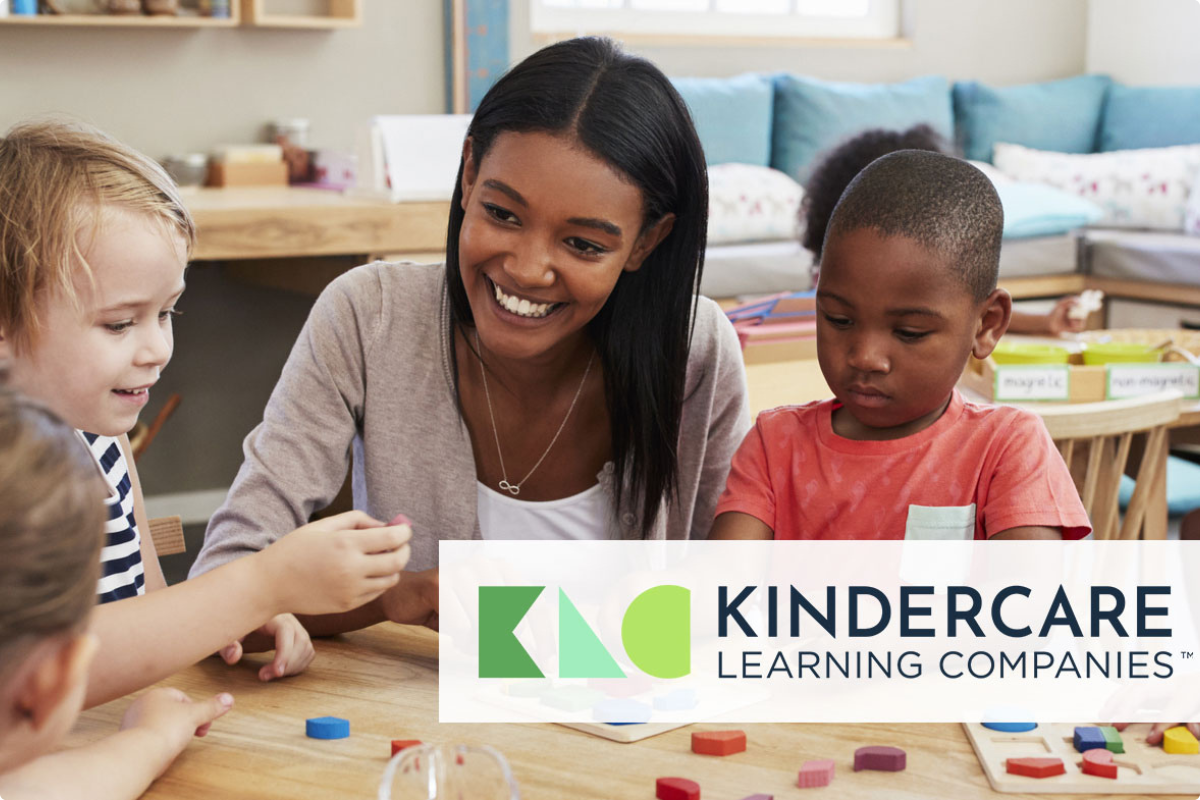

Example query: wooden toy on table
[797,759,836,787]
[854,745,906,771]
[655,776,700,800]
[691,729,747,756]
[965,722,1200,793]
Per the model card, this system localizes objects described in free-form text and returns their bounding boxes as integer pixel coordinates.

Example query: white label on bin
[993,366,1070,401]
[1107,364,1200,399]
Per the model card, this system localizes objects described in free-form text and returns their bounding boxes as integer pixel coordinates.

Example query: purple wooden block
[854,745,906,772]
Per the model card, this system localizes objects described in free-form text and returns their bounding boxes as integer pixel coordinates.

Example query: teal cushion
[770,74,952,184]
[995,181,1104,239]
[953,75,1111,163]
[1119,456,1200,515]
[1099,84,1200,152]
[672,74,774,167]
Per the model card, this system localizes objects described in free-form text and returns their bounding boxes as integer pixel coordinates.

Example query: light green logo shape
[558,588,626,679]
[621,585,690,679]
[478,586,545,678]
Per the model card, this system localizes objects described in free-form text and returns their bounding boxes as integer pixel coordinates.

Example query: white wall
[0,2,445,160]
[1086,0,1200,85]
[512,0,1089,86]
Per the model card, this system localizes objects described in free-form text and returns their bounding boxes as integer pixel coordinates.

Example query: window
[531,0,900,40]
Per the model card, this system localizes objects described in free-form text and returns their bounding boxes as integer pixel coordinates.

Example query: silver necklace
[475,331,596,496]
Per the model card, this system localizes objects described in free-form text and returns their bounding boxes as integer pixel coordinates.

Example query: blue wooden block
[592,697,652,724]
[1074,725,1105,753]
[653,688,698,712]
[306,716,350,740]
[982,721,1037,733]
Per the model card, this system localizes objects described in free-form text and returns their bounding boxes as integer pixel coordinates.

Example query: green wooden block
[1100,725,1124,754]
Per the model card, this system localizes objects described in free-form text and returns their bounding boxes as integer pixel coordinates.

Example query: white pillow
[993,142,1200,231]
[1187,179,1200,236]
[707,163,804,245]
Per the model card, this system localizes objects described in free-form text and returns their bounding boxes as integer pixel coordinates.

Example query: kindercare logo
[478,585,690,679]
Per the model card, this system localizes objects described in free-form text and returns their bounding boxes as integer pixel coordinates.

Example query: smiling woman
[190,37,752,634]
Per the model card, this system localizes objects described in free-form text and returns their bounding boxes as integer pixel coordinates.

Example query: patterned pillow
[993,142,1200,231]
[707,163,804,245]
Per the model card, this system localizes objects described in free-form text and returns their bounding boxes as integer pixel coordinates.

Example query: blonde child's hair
[0,120,196,353]
[0,374,106,680]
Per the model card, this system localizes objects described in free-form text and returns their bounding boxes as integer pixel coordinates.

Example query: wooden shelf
[239,0,359,28]
[0,12,238,27]
[0,0,362,29]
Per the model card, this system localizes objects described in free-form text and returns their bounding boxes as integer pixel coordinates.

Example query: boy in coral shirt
[712,150,1090,541]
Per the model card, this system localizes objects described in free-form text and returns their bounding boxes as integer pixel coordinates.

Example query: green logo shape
[478,586,545,678]
[621,585,690,679]
[558,588,625,679]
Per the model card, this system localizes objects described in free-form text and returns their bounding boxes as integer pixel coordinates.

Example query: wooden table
[62,624,1172,799]
[183,187,450,262]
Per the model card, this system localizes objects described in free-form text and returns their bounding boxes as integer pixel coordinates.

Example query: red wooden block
[390,739,422,757]
[691,730,747,756]
[656,777,700,800]
[854,745,906,772]
[1081,748,1118,779]
[797,759,835,787]
[388,513,411,526]
[1006,757,1066,779]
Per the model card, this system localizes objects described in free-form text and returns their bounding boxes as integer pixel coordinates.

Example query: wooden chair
[148,515,186,556]
[1034,391,1182,540]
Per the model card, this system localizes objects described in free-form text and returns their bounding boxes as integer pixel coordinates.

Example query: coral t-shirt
[715,391,1091,540]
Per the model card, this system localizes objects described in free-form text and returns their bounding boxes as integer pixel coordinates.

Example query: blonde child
[0,120,412,707]
[0,385,232,800]
[712,150,1091,541]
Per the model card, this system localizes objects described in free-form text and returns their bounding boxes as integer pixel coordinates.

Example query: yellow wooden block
[1163,726,1199,754]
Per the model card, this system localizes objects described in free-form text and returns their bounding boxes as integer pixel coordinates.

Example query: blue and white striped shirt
[79,431,145,603]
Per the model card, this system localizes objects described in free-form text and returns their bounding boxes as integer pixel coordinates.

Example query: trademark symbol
[1183,651,1194,660]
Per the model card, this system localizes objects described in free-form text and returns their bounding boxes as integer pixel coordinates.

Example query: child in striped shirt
[0,120,411,707]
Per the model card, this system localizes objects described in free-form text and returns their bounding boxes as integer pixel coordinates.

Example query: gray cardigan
[191,262,750,575]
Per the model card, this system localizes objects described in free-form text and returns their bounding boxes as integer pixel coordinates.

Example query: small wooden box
[207,161,288,187]
[960,353,1107,404]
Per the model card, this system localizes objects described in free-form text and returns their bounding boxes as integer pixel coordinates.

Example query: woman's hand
[257,511,412,616]
[378,568,440,630]
[218,613,316,681]
[1113,721,1200,745]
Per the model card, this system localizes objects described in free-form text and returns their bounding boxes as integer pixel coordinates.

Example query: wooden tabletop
[61,624,1175,799]
[181,187,450,261]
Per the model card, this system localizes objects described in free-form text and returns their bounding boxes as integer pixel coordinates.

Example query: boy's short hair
[824,149,1003,302]
[0,120,196,353]
[0,375,105,680]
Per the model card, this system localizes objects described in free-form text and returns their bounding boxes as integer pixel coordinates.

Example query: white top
[476,481,613,540]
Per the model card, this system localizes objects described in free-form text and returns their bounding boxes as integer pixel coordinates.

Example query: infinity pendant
[499,480,520,496]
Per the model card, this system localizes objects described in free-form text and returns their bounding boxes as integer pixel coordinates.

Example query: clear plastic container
[379,743,519,800]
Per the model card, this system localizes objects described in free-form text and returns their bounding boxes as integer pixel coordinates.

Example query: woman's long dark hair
[444,37,708,535]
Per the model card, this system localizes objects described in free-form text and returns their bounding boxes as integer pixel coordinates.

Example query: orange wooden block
[1081,748,1117,779]
[1006,757,1065,779]
[691,730,747,756]
[391,739,422,757]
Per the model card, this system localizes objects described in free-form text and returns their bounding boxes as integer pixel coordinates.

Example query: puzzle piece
[797,759,835,787]
[391,739,421,757]
[1099,725,1124,754]
[388,513,411,526]
[1163,725,1199,755]
[1006,757,1065,778]
[981,721,1037,733]
[592,697,652,724]
[1073,725,1105,753]
[656,777,700,800]
[854,745,906,772]
[692,730,746,756]
[1081,748,1117,779]
[653,688,698,712]
[740,795,773,799]
[305,716,349,740]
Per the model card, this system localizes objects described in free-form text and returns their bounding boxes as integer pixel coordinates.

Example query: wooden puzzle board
[964,722,1200,794]
[557,721,690,743]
